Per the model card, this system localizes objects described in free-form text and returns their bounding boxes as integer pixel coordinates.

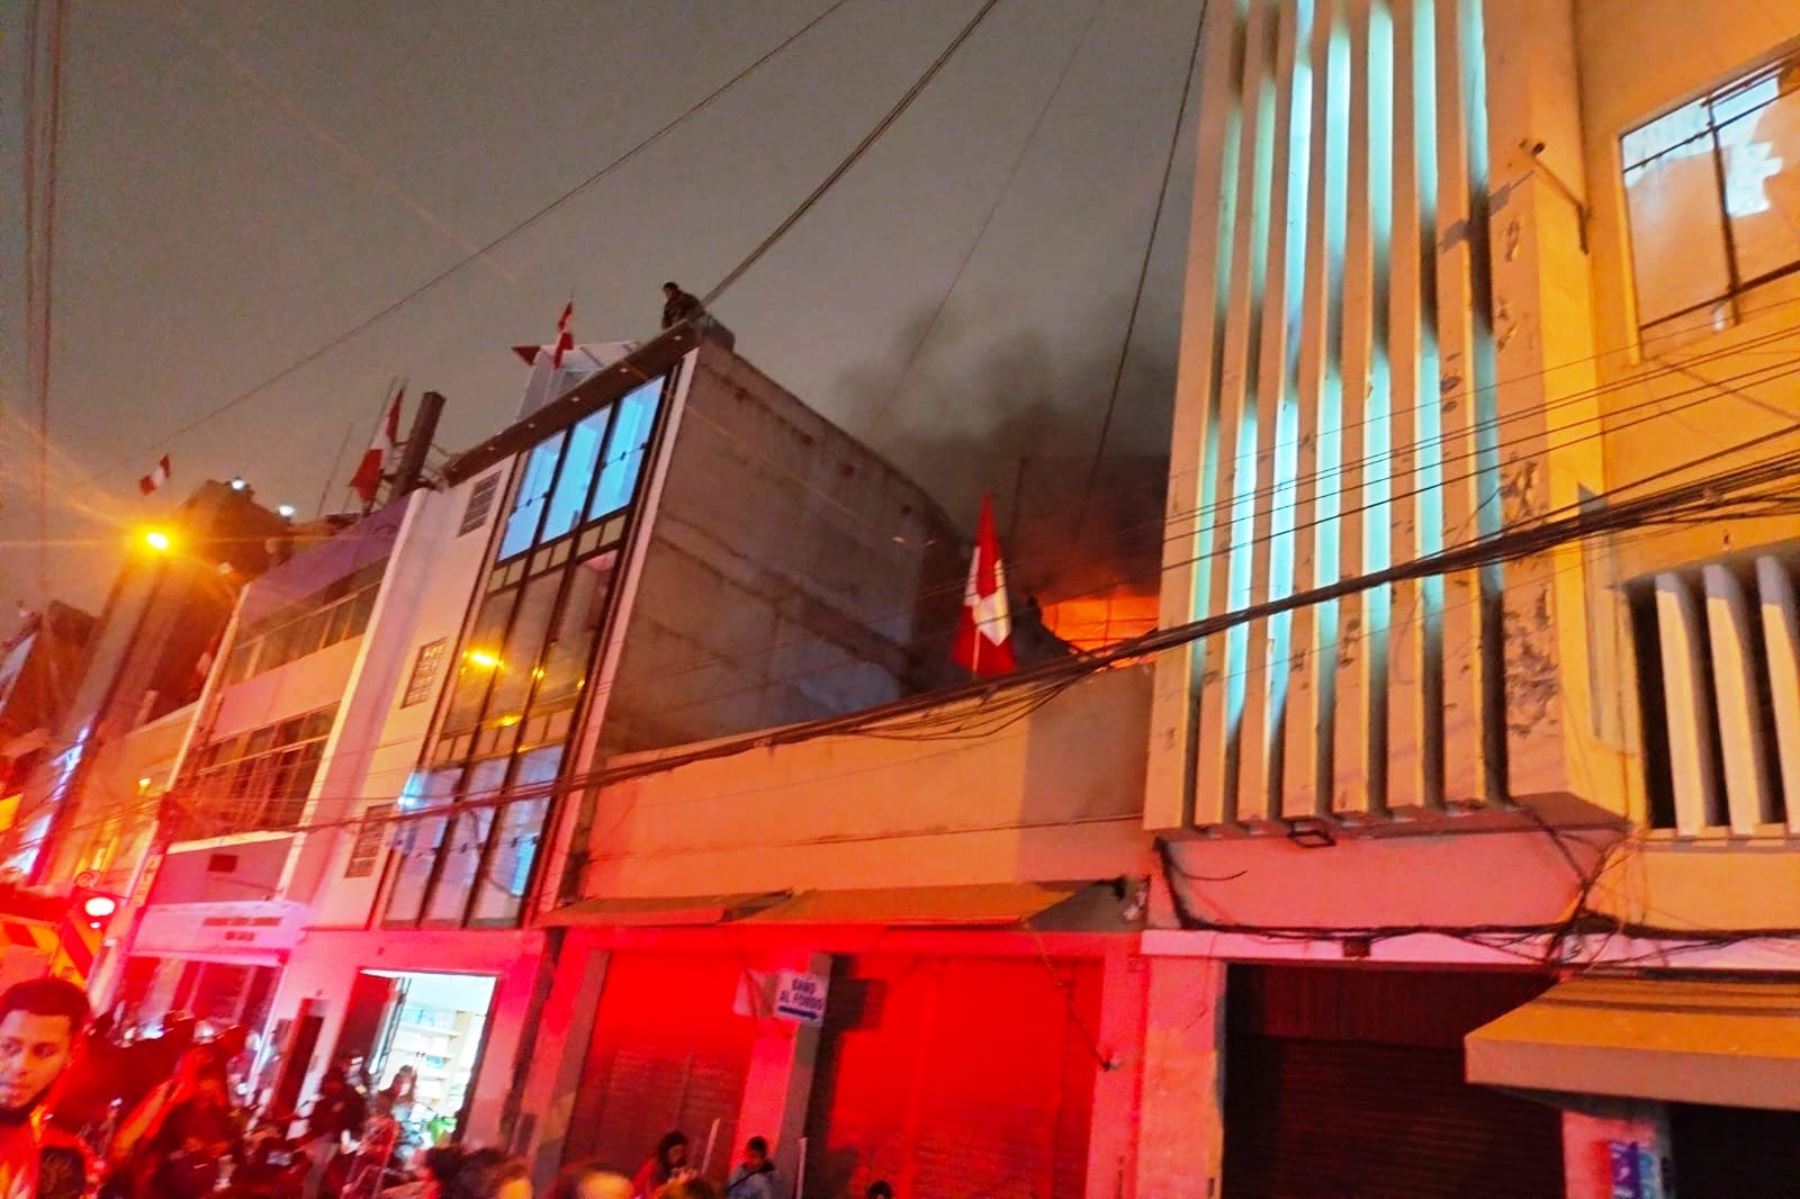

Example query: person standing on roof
[660,283,704,330]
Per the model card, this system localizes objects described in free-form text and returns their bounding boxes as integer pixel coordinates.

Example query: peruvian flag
[952,494,1016,676]
[351,388,403,507]
[138,454,171,496]
[551,300,574,369]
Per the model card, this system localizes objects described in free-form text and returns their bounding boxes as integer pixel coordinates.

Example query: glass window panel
[385,765,462,922]
[423,808,493,924]
[470,745,561,923]
[224,643,255,686]
[385,770,453,928]
[543,410,609,542]
[484,573,560,729]
[259,749,300,829]
[1720,83,1800,282]
[588,380,660,519]
[442,589,518,736]
[532,551,616,714]
[469,797,548,923]
[346,585,379,638]
[1622,98,1711,172]
[324,599,355,647]
[498,432,567,560]
[1625,129,1733,323]
[302,609,332,658]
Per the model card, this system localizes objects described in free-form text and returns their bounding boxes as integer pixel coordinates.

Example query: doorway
[334,970,498,1146]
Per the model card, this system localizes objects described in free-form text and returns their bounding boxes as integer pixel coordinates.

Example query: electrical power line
[1075,0,1207,540]
[863,0,1109,443]
[700,0,1006,308]
[92,0,856,478]
[78,423,1800,849]
[22,340,1800,820]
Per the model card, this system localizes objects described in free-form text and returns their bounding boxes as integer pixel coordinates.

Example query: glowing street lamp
[138,528,175,555]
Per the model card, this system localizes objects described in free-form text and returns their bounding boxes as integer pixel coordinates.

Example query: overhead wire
[90,0,857,479]
[862,0,1109,443]
[699,0,1006,309]
[73,425,1800,848]
[25,341,1800,820]
[1074,0,1208,540]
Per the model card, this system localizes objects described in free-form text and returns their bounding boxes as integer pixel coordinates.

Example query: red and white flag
[138,454,171,496]
[351,388,404,507]
[952,493,1016,677]
[551,300,574,369]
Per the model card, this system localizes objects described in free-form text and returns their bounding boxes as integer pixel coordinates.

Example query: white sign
[773,969,829,1026]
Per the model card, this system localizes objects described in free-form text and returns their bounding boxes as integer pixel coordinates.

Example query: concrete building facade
[1140,0,1800,1195]
[89,323,965,1152]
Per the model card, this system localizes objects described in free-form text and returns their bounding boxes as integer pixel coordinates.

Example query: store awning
[541,892,788,927]
[739,881,1126,929]
[1466,975,1800,1110]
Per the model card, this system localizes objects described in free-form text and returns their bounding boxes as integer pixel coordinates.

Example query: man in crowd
[0,979,93,1199]
[722,1137,774,1199]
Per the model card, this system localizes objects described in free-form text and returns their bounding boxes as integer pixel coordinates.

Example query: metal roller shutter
[1223,965,1563,1199]
[804,955,1101,1199]
[565,951,757,1180]
[1670,1103,1800,1196]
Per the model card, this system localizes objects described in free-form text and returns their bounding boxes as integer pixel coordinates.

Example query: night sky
[2,0,1200,630]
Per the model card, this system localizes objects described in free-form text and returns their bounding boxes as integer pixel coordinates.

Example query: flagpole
[314,418,358,519]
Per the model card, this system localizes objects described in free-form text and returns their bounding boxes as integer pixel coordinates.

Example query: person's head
[161,1012,196,1047]
[553,1163,632,1199]
[320,1065,348,1096]
[662,282,681,300]
[866,1183,895,1199]
[214,1024,249,1058]
[0,978,89,1114]
[741,1137,769,1169]
[655,1131,688,1170]
[194,1069,229,1106]
[439,1148,531,1199]
[174,1044,223,1092]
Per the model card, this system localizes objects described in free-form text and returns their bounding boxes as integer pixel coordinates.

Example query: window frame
[380,369,676,930]
[183,703,340,839]
[1621,47,1800,338]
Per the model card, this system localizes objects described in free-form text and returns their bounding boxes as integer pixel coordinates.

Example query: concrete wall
[602,341,963,756]
[1148,0,1618,835]
[210,637,362,737]
[579,664,1152,900]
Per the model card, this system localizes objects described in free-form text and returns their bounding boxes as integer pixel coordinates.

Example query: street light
[138,528,175,555]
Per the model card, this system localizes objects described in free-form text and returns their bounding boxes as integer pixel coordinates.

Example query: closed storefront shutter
[565,951,756,1179]
[804,955,1101,1199]
[1671,1103,1800,1195]
[1223,966,1563,1199]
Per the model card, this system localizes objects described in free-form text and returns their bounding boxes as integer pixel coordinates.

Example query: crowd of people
[0,979,899,1199]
